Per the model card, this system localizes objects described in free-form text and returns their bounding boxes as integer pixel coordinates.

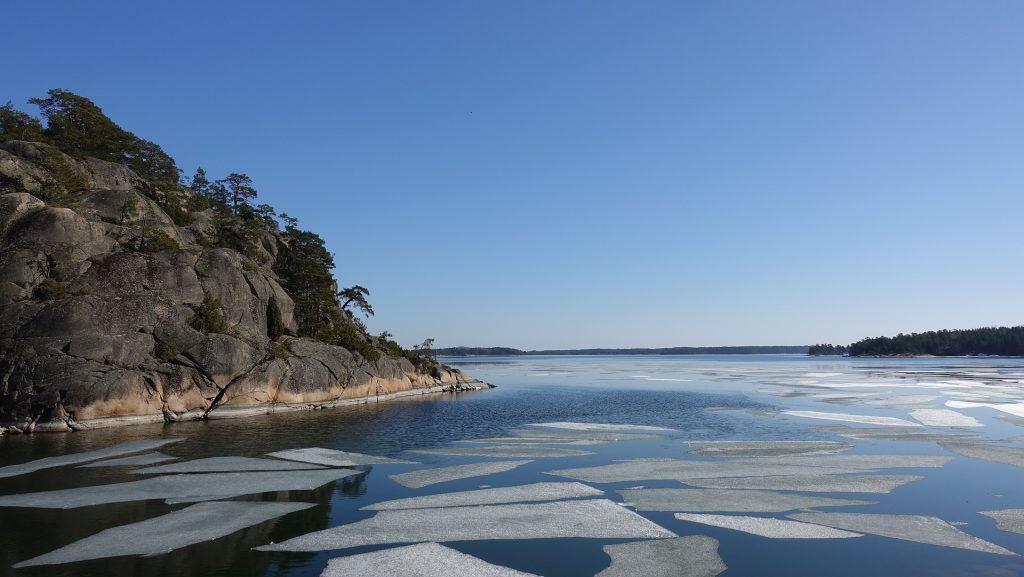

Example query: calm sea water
[2,355,1024,577]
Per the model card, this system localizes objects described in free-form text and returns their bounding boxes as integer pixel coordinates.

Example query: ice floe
[78,452,178,468]
[674,513,861,539]
[527,422,676,433]
[464,437,607,446]
[0,469,358,509]
[681,474,922,493]
[411,446,594,458]
[266,447,416,466]
[619,488,873,512]
[596,536,726,577]
[946,401,1024,418]
[0,438,184,479]
[132,456,325,474]
[390,461,532,489]
[319,542,540,577]
[788,512,1014,555]
[547,454,948,484]
[257,499,676,551]
[506,428,664,441]
[13,501,313,567]
[939,441,1024,468]
[783,411,921,427]
[363,482,603,510]
[909,409,983,427]
[980,509,1024,535]
[685,440,852,457]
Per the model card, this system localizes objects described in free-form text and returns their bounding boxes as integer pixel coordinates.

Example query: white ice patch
[0,438,184,479]
[804,373,844,378]
[363,482,603,510]
[909,409,983,428]
[320,542,540,577]
[946,401,1024,418]
[78,453,178,468]
[13,501,313,567]
[132,456,325,474]
[618,488,874,512]
[789,512,1014,555]
[390,461,532,489]
[0,469,358,509]
[463,437,607,446]
[596,536,726,577]
[266,447,417,467]
[681,474,922,493]
[547,454,948,484]
[411,446,594,458]
[527,422,676,433]
[674,513,861,539]
[784,410,921,427]
[685,440,852,457]
[980,509,1024,535]
[507,428,665,442]
[256,499,676,552]
[939,441,1024,468]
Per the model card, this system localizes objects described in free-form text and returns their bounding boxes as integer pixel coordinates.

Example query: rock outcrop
[0,141,486,433]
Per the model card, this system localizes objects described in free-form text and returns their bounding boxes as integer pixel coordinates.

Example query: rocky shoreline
[0,376,493,434]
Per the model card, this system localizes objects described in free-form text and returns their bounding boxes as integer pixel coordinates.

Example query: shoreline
[1,379,493,435]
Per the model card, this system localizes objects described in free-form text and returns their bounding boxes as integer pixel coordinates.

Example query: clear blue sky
[7,1,1023,349]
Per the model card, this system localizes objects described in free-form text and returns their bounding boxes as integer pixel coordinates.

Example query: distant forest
[436,346,809,357]
[848,326,1024,357]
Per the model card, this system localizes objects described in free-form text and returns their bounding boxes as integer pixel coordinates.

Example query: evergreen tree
[218,173,257,215]
[0,101,44,142]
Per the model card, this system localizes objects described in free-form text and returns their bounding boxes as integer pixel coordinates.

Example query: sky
[6,1,1023,349]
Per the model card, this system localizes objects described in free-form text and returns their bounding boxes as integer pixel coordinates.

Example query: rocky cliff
[0,140,484,433]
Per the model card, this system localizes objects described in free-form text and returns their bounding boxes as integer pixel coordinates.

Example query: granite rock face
[0,141,480,432]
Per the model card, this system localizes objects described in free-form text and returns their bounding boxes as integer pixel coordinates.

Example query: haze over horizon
[7,1,1023,350]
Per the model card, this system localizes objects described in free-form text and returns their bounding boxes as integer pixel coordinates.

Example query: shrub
[271,341,289,359]
[73,284,92,296]
[142,230,180,252]
[155,339,179,361]
[190,294,227,334]
[34,279,68,301]
[242,260,258,272]
[267,297,286,340]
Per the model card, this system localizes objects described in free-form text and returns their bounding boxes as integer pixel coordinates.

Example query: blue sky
[7,1,1023,349]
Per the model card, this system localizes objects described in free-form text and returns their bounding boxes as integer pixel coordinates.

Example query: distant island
[810,326,1024,357]
[438,346,810,356]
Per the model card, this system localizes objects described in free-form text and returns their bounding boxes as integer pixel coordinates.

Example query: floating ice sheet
[0,438,184,479]
[674,513,861,539]
[980,509,1024,535]
[784,411,920,427]
[411,446,594,458]
[132,456,325,474]
[363,482,603,510]
[811,425,977,442]
[14,501,313,567]
[866,395,940,407]
[682,474,922,493]
[78,453,178,468]
[596,536,726,577]
[464,437,607,446]
[946,401,1024,418]
[619,488,873,512]
[789,512,1014,555]
[320,542,540,577]
[939,441,1024,468]
[527,422,676,433]
[0,469,358,509]
[390,461,532,489]
[267,447,416,466]
[507,428,665,442]
[909,409,983,427]
[257,499,676,551]
[547,454,949,484]
[685,440,852,457]
[165,494,246,505]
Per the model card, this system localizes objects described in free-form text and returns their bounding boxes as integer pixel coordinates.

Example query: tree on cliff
[339,285,374,317]
[0,102,44,142]
[27,89,180,187]
[218,172,257,216]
